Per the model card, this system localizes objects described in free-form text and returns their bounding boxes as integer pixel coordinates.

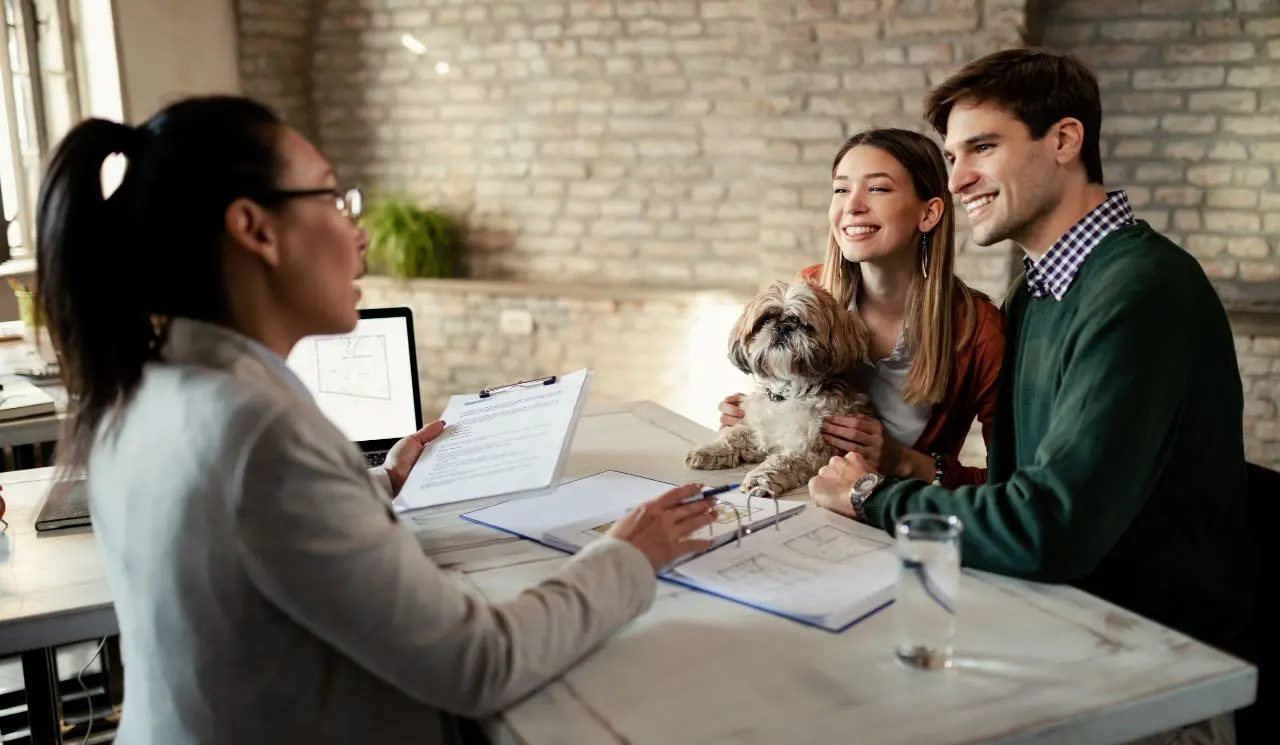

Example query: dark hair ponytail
[36,96,283,467]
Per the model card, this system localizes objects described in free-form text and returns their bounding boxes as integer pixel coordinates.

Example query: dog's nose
[773,322,794,342]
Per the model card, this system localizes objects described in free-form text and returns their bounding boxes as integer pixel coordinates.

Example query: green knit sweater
[864,223,1256,655]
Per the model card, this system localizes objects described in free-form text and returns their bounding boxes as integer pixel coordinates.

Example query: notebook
[461,470,900,632]
[35,477,90,532]
[0,377,57,421]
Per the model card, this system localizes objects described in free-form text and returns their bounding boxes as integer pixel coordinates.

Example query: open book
[394,369,592,512]
[462,470,899,632]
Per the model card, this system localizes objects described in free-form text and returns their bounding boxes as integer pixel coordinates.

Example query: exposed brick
[1161,114,1218,134]
[816,21,880,40]
[1236,167,1273,187]
[1056,0,1144,18]
[1132,66,1227,89]
[1121,92,1183,111]
[1158,0,1239,10]
[1135,163,1184,182]
[1103,115,1160,136]
[1113,139,1156,157]
[1172,209,1201,231]
[1208,141,1248,160]
[1186,165,1235,186]
[1197,19,1244,38]
[1227,65,1280,87]
[1188,91,1259,113]
[1226,236,1270,258]
[1154,186,1204,206]
[1237,0,1280,13]
[885,13,978,37]
[1203,210,1262,233]
[1165,42,1256,64]
[1185,234,1227,258]
[1100,20,1194,41]
[1164,141,1210,161]
[1240,262,1280,282]
[1222,116,1280,135]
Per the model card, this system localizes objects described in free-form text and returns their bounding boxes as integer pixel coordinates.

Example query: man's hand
[383,419,447,497]
[807,452,877,519]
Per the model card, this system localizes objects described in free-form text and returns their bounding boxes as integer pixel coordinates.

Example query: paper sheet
[393,369,590,510]
[542,488,804,555]
[460,470,679,539]
[663,508,899,631]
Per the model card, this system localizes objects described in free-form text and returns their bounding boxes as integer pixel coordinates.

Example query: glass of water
[893,513,963,670]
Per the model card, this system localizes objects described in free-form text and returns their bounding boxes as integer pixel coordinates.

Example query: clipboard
[392,369,593,511]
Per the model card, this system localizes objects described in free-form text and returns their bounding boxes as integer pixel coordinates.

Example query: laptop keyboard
[365,450,388,467]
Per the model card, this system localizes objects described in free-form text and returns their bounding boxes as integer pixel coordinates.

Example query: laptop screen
[286,313,419,446]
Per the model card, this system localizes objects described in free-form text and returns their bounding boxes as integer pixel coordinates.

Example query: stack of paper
[463,470,900,632]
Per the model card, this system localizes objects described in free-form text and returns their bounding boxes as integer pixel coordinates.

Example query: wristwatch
[848,472,884,521]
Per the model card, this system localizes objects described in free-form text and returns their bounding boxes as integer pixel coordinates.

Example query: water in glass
[893,514,962,670]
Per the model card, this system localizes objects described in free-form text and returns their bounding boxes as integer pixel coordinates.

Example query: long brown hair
[818,128,984,407]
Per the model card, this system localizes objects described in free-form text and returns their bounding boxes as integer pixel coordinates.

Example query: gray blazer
[87,318,656,745]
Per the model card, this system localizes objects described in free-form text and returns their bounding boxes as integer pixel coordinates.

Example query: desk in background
[0,401,1258,744]
[0,325,67,470]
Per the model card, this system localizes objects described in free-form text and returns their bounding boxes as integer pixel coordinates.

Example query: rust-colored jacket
[799,264,1005,487]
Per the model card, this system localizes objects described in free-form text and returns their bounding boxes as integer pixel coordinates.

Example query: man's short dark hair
[923,47,1105,185]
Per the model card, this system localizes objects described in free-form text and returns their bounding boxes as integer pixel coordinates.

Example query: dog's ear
[824,302,870,374]
[727,297,759,374]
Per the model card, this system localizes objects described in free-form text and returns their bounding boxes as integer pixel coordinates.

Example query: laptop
[286,307,424,467]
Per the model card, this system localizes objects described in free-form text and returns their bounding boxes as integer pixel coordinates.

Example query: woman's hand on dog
[718,393,745,429]
[822,414,896,473]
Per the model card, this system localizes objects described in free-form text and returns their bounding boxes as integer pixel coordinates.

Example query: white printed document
[663,508,899,632]
[393,369,591,511]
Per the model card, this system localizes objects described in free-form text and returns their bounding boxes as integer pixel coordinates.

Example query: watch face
[852,473,881,496]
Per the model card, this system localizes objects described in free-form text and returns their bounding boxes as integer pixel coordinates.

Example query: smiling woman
[720,128,1006,491]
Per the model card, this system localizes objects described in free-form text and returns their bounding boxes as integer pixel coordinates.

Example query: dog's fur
[685,280,876,498]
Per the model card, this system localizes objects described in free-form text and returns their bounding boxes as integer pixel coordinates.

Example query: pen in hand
[679,483,740,505]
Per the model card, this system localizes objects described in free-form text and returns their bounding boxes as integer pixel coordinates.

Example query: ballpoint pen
[679,482,740,505]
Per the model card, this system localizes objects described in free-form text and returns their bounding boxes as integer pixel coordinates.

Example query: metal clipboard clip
[478,375,558,399]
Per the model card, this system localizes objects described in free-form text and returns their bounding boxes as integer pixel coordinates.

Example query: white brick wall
[305,0,1027,295]
[236,0,1278,468]
[236,0,317,140]
[1044,0,1280,467]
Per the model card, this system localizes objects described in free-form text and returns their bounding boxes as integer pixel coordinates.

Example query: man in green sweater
[809,47,1255,736]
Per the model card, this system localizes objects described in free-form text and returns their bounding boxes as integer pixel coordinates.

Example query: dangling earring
[919,232,929,279]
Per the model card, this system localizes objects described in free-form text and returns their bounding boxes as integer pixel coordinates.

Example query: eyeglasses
[259,186,363,222]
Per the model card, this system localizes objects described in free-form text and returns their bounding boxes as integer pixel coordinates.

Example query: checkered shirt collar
[1023,190,1136,301]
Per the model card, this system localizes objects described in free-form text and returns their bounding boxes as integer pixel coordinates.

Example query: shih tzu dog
[685,280,875,499]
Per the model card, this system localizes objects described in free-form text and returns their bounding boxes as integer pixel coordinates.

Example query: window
[0,0,120,262]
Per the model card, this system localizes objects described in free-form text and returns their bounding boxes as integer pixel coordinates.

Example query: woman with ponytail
[718,128,1005,488]
[37,96,716,745]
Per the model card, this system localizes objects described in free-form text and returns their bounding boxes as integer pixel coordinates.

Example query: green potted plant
[362,195,461,279]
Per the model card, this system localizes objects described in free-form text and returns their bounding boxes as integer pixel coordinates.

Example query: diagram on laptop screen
[312,334,392,400]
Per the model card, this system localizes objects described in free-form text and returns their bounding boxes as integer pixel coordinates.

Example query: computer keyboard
[365,450,388,467]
